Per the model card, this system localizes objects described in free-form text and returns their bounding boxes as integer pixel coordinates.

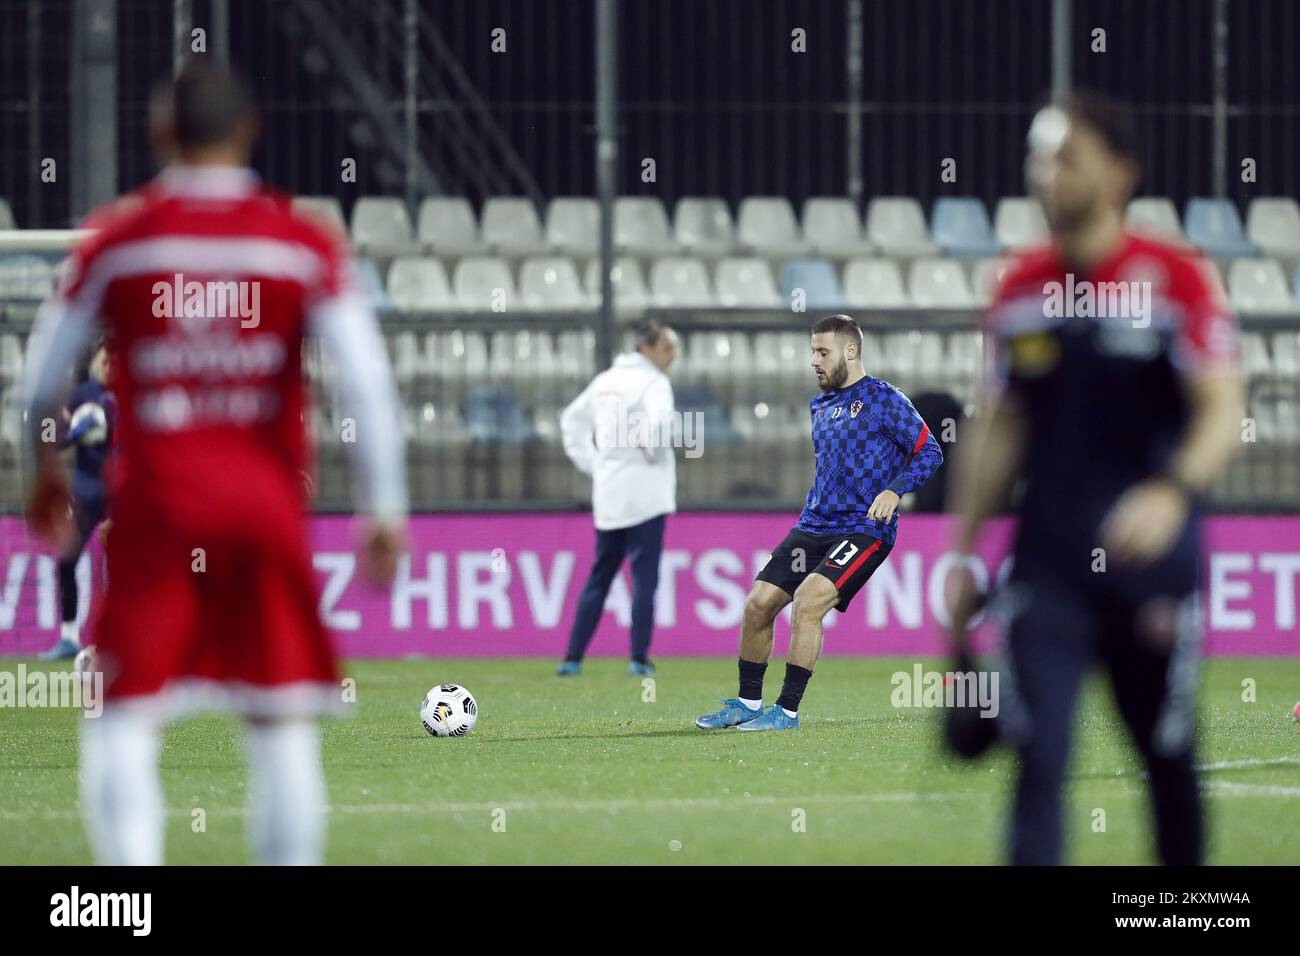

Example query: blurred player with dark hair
[38,339,117,660]
[949,92,1245,864]
[22,61,407,865]
[695,314,942,730]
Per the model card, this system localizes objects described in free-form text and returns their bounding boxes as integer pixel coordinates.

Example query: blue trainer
[628,660,655,677]
[734,705,800,732]
[39,637,80,662]
[694,698,764,730]
[555,661,582,676]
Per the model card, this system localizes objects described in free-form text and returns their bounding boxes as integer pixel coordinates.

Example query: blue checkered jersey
[796,375,943,544]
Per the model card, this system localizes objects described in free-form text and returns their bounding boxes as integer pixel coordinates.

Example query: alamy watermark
[1043,274,1152,328]
[594,400,704,458]
[890,663,999,717]
[0,664,103,718]
[152,273,261,328]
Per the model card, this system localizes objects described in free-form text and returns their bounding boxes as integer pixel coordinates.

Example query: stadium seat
[417,197,489,255]
[674,197,736,255]
[802,198,875,257]
[650,257,714,307]
[672,384,742,445]
[1246,198,1300,258]
[387,256,455,311]
[971,257,1012,306]
[1126,197,1188,245]
[350,197,417,257]
[545,197,599,256]
[714,258,780,307]
[519,257,590,311]
[908,258,976,308]
[584,257,650,314]
[291,196,347,238]
[1227,258,1294,314]
[614,197,679,256]
[452,256,517,311]
[865,198,939,256]
[465,386,540,446]
[994,197,1049,249]
[1184,198,1257,258]
[843,258,909,308]
[355,258,393,310]
[0,334,23,387]
[736,197,813,257]
[778,259,846,309]
[389,331,424,388]
[0,198,13,230]
[481,197,546,254]
[930,197,1001,258]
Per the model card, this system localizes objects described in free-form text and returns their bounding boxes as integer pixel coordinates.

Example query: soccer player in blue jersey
[39,339,117,660]
[695,314,943,730]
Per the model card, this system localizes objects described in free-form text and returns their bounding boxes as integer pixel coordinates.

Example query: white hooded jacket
[560,351,677,531]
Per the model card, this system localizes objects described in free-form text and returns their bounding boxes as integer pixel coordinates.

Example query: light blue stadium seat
[931,198,1001,258]
[778,259,846,310]
[672,384,742,446]
[465,387,540,447]
[356,258,393,310]
[1184,198,1257,258]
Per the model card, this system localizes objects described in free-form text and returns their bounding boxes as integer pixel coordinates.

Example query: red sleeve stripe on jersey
[911,423,931,455]
[834,540,881,589]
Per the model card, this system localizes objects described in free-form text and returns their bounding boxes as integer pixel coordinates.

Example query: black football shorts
[755,527,894,612]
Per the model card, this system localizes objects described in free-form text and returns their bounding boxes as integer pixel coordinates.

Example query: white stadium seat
[481,197,546,254]
[387,256,455,311]
[350,196,417,257]
[736,197,812,257]
[994,197,1050,249]
[802,198,875,257]
[714,257,780,307]
[650,257,715,307]
[674,197,736,255]
[545,197,599,256]
[865,197,939,256]
[452,256,517,311]
[519,256,589,311]
[417,197,488,255]
[843,258,909,308]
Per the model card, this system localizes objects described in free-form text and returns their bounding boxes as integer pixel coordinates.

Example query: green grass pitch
[2,656,1297,864]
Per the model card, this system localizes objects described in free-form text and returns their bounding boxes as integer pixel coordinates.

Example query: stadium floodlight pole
[594,0,618,371]
[211,0,230,65]
[70,0,117,223]
[1050,0,1072,99]
[1212,0,1228,198]
[846,0,864,207]
[404,0,419,217]
[173,0,192,75]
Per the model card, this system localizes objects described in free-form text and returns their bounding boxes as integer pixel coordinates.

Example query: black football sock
[776,664,813,713]
[737,658,767,702]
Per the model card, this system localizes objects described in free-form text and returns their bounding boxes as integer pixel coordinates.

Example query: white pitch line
[1198,757,1300,772]
[1205,781,1300,798]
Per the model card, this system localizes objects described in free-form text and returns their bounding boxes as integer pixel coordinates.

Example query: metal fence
[2,0,1298,228]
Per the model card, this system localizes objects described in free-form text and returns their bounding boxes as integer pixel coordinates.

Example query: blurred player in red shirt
[22,63,408,865]
[949,93,1244,864]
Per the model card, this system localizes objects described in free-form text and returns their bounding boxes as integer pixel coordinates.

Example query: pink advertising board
[1,515,1296,657]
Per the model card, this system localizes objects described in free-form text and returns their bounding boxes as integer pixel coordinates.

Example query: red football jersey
[55,167,342,534]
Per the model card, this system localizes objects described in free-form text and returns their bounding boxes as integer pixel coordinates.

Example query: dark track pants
[1001,579,1203,866]
[564,514,666,664]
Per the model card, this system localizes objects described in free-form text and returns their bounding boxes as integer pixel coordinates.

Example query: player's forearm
[311,294,409,522]
[948,395,1025,552]
[1167,371,1247,494]
[886,440,943,497]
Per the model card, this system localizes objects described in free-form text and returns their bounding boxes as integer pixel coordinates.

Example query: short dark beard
[820,358,849,392]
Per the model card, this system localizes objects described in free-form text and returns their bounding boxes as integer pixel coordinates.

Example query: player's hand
[360,519,406,586]
[1100,478,1190,566]
[867,489,901,522]
[25,465,76,552]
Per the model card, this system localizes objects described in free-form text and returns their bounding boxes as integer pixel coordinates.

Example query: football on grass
[420,684,478,737]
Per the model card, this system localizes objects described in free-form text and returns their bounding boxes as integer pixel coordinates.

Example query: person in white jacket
[557,320,679,676]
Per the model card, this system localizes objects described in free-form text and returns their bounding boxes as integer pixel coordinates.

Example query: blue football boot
[694,698,764,729]
[734,705,800,732]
